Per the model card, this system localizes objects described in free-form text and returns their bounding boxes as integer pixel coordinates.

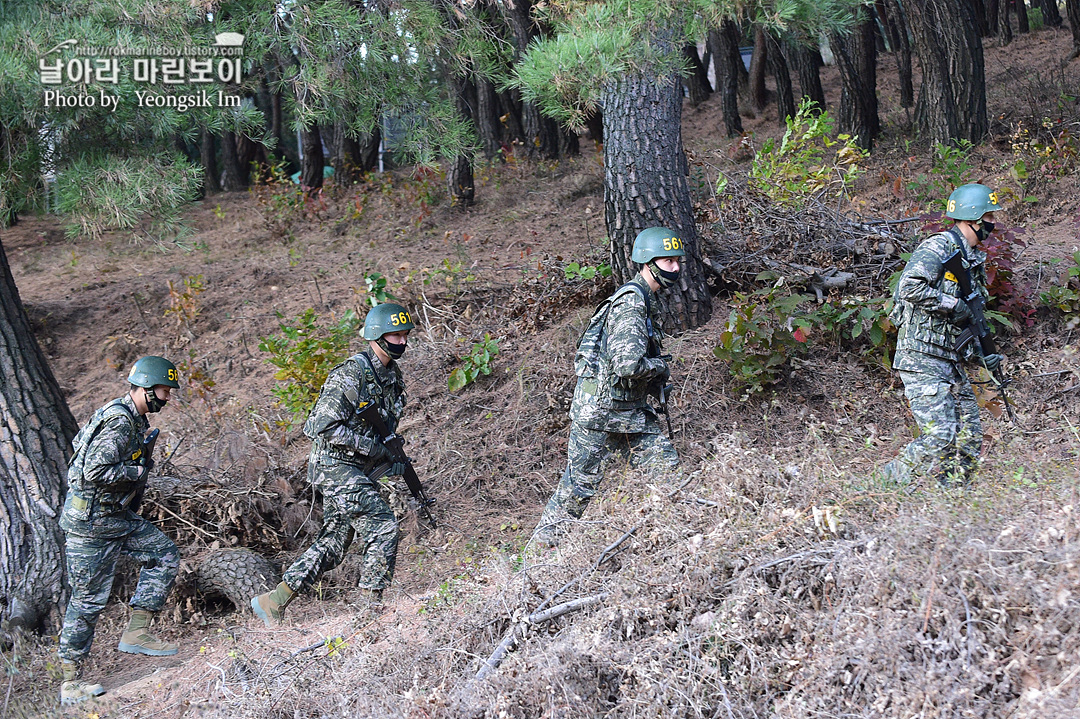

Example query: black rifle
[123,428,159,511]
[356,402,437,528]
[942,250,1019,424]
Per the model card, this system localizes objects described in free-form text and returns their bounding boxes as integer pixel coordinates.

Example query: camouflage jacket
[61,394,149,537]
[570,274,668,433]
[304,348,406,479]
[892,228,988,366]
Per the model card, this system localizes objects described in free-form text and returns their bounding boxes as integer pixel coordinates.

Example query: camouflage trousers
[59,520,179,662]
[283,461,399,593]
[533,421,679,545]
[884,358,982,486]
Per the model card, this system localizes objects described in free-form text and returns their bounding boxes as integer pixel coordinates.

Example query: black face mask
[379,337,407,360]
[648,260,681,289]
[144,387,167,413]
[975,220,995,242]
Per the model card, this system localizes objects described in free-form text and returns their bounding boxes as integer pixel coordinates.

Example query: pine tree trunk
[1039,0,1063,26]
[1069,0,1080,57]
[832,16,880,150]
[790,39,826,110]
[973,0,991,34]
[448,76,475,208]
[559,127,580,158]
[476,77,503,161]
[0,238,75,635]
[909,0,988,145]
[748,27,769,113]
[498,90,526,146]
[986,0,1001,36]
[766,32,796,124]
[1000,0,1015,43]
[332,122,362,185]
[358,127,381,173]
[200,129,220,194]
[708,23,744,135]
[681,44,712,106]
[220,131,246,190]
[299,125,324,191]
[883,0,915,107]
[584,109,604,144]
[601,73,711,331]
[1017,0,1030,32]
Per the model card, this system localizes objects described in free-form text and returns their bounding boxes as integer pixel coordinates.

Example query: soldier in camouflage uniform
[882,184,1006,487]
[58,356,181,705]
[252,303,415,626]
[533,227,685,547]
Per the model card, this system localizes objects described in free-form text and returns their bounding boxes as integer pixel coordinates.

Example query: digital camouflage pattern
[535,273,678,545]
[887,228,989,486]
[891,229,988,364]
[534,422,678,543]
[59,523,179,662]
[283,462,398,592]
[285,348,406,592]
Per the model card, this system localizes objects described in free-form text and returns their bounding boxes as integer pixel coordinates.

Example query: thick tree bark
[332,121,363,185]
[986,0,1001,36]
[999,0,1015,43]
[1069,0,1080,57]
[559,127,580,158]
[766,32,796,124]
[789,39,826,110]
[237,133,263,182]
[584,109,604,144]
[973,0,991,35]
[1017,0,1031,32]
[748,27,769,113]
[499,0,562,160]
[602,73,711,331]
[681,44,712,107]
[299,125,324,191]
[448,76,475,208]
[475,77,504,161]
[1038,0,1064,26]
[498,90,527,146]
[832,16,880,151]
[708,23,744,135]
[200,129,220,195]
[0,238,76,634]
[883,0,915,107]
[220,130,246,190]
[908,0,988,145]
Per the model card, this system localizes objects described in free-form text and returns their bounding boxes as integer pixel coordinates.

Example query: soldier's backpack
[574,282,653,378]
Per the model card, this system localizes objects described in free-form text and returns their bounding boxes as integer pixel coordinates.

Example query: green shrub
[449,334,500,392]
[713,279,814,395]
[1039,251,1080,330]
[563,261,613,281]
[809,296,895,367]
[906,140,975,211]
[258,308,362,427]
[749,98,867,207]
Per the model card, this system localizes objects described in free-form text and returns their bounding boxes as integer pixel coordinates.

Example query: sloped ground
[2,26,1080,719]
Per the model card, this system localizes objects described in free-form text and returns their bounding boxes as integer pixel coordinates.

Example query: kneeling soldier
[59,356,181,705]
[252,303,414,626]
[533,227,684,547]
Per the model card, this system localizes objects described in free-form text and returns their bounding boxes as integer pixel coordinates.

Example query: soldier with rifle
[532,227,684,548]
[252,303,432,626]
[58,356,181,705]
[882,183,1013,487]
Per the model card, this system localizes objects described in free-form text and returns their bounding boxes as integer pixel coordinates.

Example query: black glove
[142,457,155,473]
[388,461,407,477]
[368,441,392,464]
[950,298,972,325]
[981,353,1004,372]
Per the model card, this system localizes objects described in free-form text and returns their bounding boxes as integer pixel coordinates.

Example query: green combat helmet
[946,183,1002,221]
[363,303,415,360]
[128,356,180,389]
[632,226,686,289]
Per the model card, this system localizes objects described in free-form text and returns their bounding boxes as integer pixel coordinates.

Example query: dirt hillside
[2,27,1080,719]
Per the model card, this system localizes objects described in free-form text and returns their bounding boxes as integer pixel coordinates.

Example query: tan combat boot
[251,581,294,628]
[117,609,179,656]
[59,660,105,705]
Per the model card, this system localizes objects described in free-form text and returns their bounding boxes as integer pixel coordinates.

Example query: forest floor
[3,25,1080,719]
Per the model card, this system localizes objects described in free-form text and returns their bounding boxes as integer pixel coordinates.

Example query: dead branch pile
[700,182,919,297]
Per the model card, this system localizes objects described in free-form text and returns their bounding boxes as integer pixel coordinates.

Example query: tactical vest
[65,398,141,523]
[305,352,402,465]
[575,280,662,410]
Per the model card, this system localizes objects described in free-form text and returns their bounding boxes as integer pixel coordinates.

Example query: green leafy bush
[749,98,867,207]
[449,334,500,392]
[258,308,362,426]
[360,272,397,307]
[1039,251,1080,330]
[906,140,975,211]
[713,279,814,395]
[563,261,613,281]
[809,296,895,367]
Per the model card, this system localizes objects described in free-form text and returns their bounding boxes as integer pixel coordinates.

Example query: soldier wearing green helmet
[58,356,181,705]
[879,183,1005,487]
[532,227,685,547]
[253,303,416,626]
